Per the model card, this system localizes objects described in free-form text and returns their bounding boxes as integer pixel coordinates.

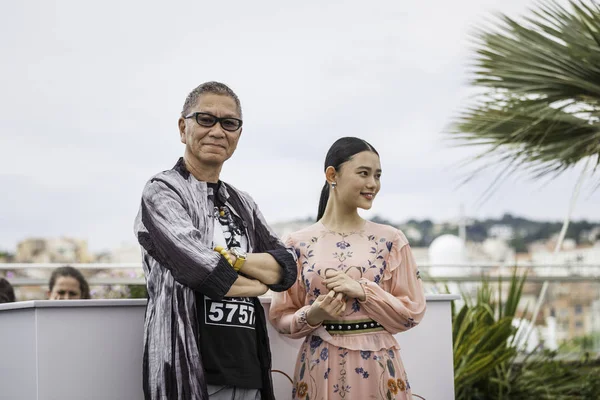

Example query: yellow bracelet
[233,257,245,272]
[214,246,233,266]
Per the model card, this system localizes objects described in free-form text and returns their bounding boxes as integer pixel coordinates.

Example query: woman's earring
[331,182,337,189]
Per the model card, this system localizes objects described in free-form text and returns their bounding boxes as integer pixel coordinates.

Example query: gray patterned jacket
[134,158,297,400]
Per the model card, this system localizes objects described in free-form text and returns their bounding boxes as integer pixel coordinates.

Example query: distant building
[427,234,468,277]
[270,219,314,239]
[15,237,93,263]
[103,243,142,264]
[543,282,598,343]
[488,224,514,241]
[403,226,423,243]
[529,241,600,277]
[467,238,515,265]
[591,299,600,335]
[410,247,429,265]
[580,227,600,244]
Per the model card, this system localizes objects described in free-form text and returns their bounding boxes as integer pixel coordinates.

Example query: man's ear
[178,117,187,144]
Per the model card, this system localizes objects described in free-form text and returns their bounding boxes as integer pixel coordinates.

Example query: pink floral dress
[269,221,426,400]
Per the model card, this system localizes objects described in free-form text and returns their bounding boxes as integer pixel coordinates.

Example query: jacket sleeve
[136,178,238,300]
[250,199,298,292]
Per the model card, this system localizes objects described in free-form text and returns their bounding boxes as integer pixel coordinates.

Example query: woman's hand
[306,290,346,326]
[323,270,366,301]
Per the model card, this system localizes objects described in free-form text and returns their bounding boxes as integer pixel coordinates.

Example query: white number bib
[204,296,256,329]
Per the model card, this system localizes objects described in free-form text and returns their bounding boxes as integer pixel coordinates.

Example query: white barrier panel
[0,295,457,400]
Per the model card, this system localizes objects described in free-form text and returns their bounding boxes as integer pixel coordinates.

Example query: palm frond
[450,0,600,182]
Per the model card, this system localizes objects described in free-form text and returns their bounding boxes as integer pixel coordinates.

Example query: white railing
[0,263,141,270]
[3,262,600,270]
[1,262,599,286]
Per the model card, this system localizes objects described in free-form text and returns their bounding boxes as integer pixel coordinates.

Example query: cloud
[1,0,598,252]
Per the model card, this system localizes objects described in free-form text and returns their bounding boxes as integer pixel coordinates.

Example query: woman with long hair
[269,137,426,399]
[48,266,91,300]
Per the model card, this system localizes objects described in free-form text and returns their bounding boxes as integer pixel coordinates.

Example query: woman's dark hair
[0,277,16,303]
[317,137,379,220]
[49,266,91,299]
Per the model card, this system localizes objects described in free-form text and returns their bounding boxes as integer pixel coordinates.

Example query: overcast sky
[1,0,598,252]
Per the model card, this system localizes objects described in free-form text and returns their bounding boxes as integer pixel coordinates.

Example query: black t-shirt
[196,182,262,388]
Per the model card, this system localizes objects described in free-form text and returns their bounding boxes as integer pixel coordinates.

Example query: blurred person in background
[0,277,16,303]
[48,266,90,300]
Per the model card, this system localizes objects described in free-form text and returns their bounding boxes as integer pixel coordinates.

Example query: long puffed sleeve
[358,230,426,334]
[268,236,321,339]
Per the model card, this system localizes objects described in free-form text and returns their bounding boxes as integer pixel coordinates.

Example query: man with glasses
[134,81,297,400]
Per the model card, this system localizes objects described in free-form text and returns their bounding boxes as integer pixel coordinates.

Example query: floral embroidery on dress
[296,226,396,320]
[388,378,399,395]
[397,378,406,392]
[404,317,417,329]
[355,367,370,378]
[320,348,329,361]
[293,337,411,399]
[336,240,351,250]
[286,222,420,400]
[333,348,351,398]
[332,250,353,263]
[296,381,308,398]
[364,234,393,285]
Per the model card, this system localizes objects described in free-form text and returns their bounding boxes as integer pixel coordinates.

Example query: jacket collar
[173,157,231,203]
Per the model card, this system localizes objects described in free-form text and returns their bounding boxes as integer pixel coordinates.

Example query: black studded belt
[323,319,384,334]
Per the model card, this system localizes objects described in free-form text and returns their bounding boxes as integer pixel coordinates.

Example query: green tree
[509,235,528,253]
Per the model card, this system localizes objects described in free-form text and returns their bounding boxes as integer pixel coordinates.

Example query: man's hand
[306,290,346,326]
[220,250,238,267]
[235,252,282,285]
[225,275,268,297]
[323,270,366,301]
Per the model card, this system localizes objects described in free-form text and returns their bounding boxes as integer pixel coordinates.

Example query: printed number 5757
[208,302,254,325]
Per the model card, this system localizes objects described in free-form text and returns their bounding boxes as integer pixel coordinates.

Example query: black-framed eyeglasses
[184,112,243,132]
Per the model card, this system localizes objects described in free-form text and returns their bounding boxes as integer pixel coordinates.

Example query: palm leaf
[449,0,600,182]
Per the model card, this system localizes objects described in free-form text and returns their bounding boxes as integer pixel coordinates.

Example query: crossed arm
[137,179,296,300]
[224,253,284,297]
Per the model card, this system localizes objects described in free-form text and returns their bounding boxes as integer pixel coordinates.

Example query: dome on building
[428,234,467,266]
[482,238,512,262]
